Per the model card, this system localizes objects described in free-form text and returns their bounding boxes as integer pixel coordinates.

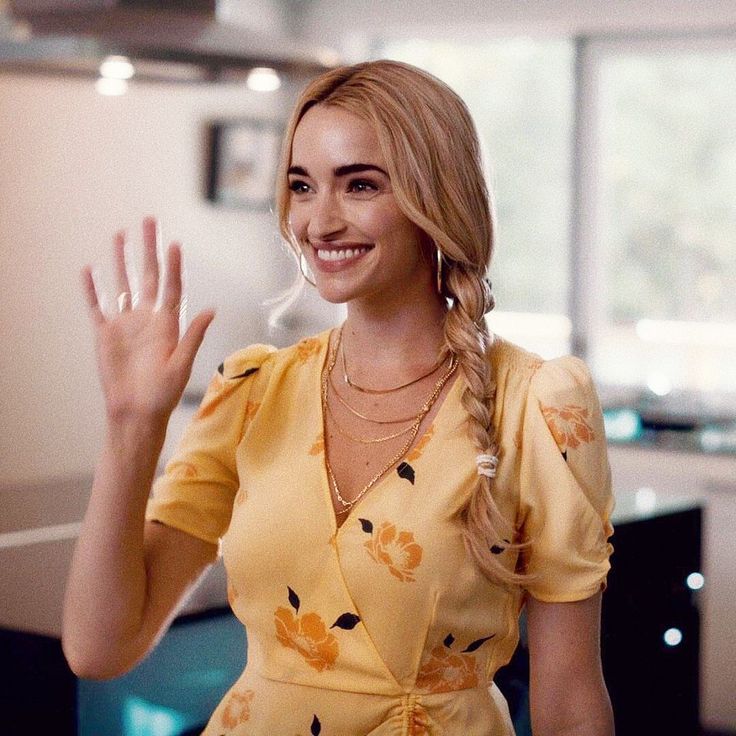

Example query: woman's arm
[525,591,614,736]
[62,218,216,679]
[62,420,218,680]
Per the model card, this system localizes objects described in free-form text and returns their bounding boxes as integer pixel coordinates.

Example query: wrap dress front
[146,328,614,735]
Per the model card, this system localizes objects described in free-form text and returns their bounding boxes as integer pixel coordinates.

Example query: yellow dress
[146,328,614,736]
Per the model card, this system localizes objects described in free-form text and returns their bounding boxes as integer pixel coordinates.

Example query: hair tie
[476,453,498,478]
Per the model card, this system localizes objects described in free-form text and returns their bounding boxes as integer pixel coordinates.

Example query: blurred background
[0,1,734,734]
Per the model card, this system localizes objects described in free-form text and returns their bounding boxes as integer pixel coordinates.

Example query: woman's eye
[348,179,378,194]
[289,180,310,194]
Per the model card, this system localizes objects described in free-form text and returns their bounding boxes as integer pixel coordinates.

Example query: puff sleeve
[145,344,276,545]
[517,356,614,602]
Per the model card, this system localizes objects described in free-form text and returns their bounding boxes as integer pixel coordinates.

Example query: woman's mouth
[311,244,373,271]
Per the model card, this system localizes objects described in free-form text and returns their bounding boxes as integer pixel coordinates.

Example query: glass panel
[378,38,574,357]
[595,49,736,396]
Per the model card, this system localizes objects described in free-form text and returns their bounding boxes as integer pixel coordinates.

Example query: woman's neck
[341,293,448,373]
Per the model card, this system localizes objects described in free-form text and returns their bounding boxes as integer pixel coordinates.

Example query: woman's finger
[141,216,160,306]
[161,242,183,313]
[113,230,132,311]
[81,266,105,325]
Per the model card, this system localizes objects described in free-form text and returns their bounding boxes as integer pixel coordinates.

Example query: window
[591,42,736,396]
[379,38,574,358]
[379,34,736,407]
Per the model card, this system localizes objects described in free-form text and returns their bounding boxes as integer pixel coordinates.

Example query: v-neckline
[316,327,464,536]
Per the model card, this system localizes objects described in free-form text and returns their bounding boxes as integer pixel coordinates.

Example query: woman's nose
[306,192,346,241]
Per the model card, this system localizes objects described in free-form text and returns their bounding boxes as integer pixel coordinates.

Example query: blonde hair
[276,60,529,588]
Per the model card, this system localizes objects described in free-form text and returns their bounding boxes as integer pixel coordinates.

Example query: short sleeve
[517,356,614,603]
[145,343,276,546]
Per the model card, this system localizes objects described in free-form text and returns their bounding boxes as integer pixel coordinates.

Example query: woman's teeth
[316,247,370,262]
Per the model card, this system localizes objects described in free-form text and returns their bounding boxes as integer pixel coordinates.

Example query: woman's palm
[83,218,214,421]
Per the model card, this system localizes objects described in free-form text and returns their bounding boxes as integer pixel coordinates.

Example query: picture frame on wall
[206,119,283,210]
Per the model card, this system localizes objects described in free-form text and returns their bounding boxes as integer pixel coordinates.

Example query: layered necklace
[321,326,458,516]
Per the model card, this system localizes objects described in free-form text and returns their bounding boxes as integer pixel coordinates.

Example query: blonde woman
[64,61,615,736]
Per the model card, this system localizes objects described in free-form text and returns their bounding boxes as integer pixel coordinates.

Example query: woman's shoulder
[489,334,596,406]
[220,328,332,379]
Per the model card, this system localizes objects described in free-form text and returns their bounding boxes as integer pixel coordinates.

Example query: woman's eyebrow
[334,163,388,177]
[287,163,389,177]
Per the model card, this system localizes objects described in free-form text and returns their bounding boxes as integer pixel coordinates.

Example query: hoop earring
[299,251,317,287]
[436,246,443,294]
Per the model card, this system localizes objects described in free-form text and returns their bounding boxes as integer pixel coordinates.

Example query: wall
[0,71,339,485]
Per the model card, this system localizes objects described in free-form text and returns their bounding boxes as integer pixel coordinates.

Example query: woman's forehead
[290,105,384,168]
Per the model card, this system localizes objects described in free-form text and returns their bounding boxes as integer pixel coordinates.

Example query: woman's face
[287,104,433,307]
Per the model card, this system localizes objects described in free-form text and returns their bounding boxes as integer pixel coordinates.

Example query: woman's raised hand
[82,217,215,423]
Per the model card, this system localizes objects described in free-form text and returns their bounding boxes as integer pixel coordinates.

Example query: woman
[63,60,615,735]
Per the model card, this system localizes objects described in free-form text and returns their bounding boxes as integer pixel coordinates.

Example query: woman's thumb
[174,309,216,375]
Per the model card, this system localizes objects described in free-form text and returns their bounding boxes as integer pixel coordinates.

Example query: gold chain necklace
[324,398,417,444]
[340,330,446,395]
[322,326,458,513]
[328,370,431,425]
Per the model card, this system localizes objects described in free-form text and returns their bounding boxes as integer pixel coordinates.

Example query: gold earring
[299,251,317,287]
[436,246,443,294]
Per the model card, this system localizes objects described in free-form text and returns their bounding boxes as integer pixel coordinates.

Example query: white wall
[0,71,338,486]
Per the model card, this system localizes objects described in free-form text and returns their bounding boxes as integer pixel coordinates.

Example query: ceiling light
[246,67,280,92]
[99,55,135,80]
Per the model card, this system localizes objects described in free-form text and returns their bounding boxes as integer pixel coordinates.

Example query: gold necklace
[322,327,458,513]
[324,399,417,444]
[340,330,447,395]
[328,370,433,425]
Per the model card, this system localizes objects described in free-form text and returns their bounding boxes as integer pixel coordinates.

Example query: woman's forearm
[532,685,615,736]
[62,415,168,679]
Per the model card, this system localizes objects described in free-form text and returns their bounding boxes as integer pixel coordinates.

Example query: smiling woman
[64,60,614,736]
[286,105,431,307]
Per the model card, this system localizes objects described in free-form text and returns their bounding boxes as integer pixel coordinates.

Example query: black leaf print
[462,634,496,653]
[396,461,415,484]
[443,633,455,648]
[287,585,300,613]
[218,362,259,379]
[562,450,568,462]
[331,612,361,630]
[359,518,373,534]
[311,714,322,735]
[229,366,260,380]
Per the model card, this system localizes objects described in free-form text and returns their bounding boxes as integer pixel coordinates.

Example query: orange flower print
[296,337,321,364]
[541,403,596,454]
[220,687,255,729]
[309,433,325,456]
[416,644,478,693]
[359,519,423,582]
[274,587,360,673]
[275,608,338,672]
[416,633,494,694]
[406,424,435,462]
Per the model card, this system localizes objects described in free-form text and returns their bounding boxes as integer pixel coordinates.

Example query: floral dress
[146,328,614,735]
